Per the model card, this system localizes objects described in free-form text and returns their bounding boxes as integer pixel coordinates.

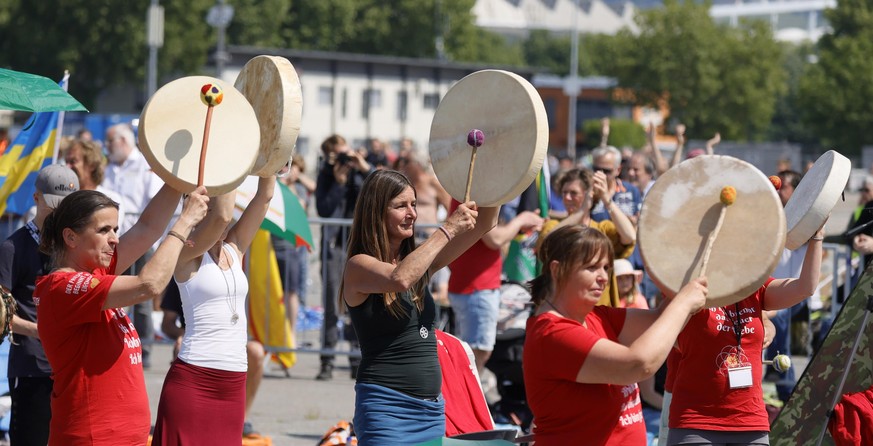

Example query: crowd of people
[0,118,856,446]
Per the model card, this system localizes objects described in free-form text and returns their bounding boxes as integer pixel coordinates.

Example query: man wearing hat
[0,164,79,444]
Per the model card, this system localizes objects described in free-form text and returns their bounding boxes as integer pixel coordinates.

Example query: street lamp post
[206,0,234,80]
[146,0,164,98]
[566,0,581,161]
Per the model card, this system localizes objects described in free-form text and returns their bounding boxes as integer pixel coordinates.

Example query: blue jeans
[642,406,661,445]
[448,289,500,351]
[766,302,807,402]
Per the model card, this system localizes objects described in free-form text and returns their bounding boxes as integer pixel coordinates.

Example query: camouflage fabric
[770,266,873,445]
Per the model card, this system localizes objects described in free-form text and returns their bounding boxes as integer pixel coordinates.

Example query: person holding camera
[315,134,373,380]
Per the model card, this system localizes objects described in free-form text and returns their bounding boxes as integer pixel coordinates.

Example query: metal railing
[257,218,860,358]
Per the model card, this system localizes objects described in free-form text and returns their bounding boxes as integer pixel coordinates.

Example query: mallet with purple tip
[464,129,485,202]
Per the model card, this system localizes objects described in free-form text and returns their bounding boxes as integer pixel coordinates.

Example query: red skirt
[152,359,246,445]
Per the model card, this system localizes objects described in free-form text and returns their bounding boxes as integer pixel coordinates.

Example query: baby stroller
[485,281,533,432]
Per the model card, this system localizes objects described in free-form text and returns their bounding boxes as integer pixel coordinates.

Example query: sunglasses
[861,188,871,193]
[592,166,613,175]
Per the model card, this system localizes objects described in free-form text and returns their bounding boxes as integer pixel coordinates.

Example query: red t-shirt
[668,278,773,432]
[35,255,150,446]
[447,200,501,293]
[664,348,680,393]
[524,308,646,446]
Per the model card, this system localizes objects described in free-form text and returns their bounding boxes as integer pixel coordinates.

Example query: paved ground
[139,189,862,446]
[144,341,358,446]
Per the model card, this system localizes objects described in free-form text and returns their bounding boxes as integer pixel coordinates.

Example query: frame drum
[234,55,303,177]
[139,76,260,196]
[638,155,786,307]
[429,70,548,207]
[784,150,850,250]
[0,287,15,344]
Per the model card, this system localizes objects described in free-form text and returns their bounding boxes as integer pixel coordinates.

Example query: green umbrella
[234,177,314,250]
[0,68,88,112]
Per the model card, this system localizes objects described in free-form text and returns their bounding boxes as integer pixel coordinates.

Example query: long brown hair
[530,225,614,307]
[342,170,426,317]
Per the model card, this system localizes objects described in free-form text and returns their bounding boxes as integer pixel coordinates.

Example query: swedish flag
[0,110,59,215]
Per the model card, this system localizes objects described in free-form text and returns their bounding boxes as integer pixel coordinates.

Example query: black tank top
[348,287,441,399]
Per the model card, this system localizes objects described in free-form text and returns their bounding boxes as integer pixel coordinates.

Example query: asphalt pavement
[144,342,357,446]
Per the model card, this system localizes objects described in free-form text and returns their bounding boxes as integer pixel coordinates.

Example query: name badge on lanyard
[728,365,753,389]
[724,303,753,390]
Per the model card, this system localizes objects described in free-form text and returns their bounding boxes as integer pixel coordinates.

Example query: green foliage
[0,0,213,108]
[798,0,873,155]
[227,0,291,48]
[595,0,785,141]
[524,30,571,75]
[582,118,646,149]
[768,42,818,146]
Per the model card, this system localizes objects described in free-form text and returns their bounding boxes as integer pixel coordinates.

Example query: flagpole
[51,70,71,164]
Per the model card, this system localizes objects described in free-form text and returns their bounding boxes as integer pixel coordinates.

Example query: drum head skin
[784,150,851,250]
[638,155,786,307]
[139,76,260,196]
[234,55,303,177]
[429,70,548,207]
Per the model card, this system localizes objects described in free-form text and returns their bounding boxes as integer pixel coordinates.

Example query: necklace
[214,246,239,325]
[542,298,564,316]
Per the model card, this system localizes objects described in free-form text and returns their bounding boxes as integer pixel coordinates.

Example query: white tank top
[177,243,249,372]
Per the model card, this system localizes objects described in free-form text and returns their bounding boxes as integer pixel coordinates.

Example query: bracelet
[167,230,194,247]
[438,226,453,241]
[810,236,824,241]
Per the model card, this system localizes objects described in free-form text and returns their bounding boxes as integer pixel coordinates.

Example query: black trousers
[320,243,359,368]
[9,376,53,446]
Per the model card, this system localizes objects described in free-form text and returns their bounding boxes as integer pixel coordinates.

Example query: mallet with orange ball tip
[198,83,224,188]
[769,175,782,190]
[699,186,736,277]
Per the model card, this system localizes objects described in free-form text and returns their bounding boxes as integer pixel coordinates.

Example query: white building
[224,46,538,170]
[473,0,832,42]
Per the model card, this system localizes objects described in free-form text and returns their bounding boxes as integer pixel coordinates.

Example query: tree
[279,0,521,64]
[523,30,572,75]
[583,118,647,149]
[0,0,214,108]
[798,0,873,155]
[592,0,785,141]
[767,42,818,146]
[227,0,291,48]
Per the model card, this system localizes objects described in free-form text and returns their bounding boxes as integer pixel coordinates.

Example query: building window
[341,88,347,119]
[397,91,408,121]
[544,98,556,130]
[318,86,333,105]
[423,93,440,110]
[295,136,309,156]
[362,88,382,118]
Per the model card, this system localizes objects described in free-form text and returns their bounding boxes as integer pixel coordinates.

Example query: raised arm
[574,277,708,385]
[176,191,235,265]
[226,176,275,254]
[669,124,686,168]
[104,188,209,310]
[343,202,481,304]
[431,204,499,272]
[600,117,610,148]
[116,183,182,273]
[481,211,543,250]
[592,171,635,245]
[646,123,669,176]
[705,132,721,155]
[763,227,824,311]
